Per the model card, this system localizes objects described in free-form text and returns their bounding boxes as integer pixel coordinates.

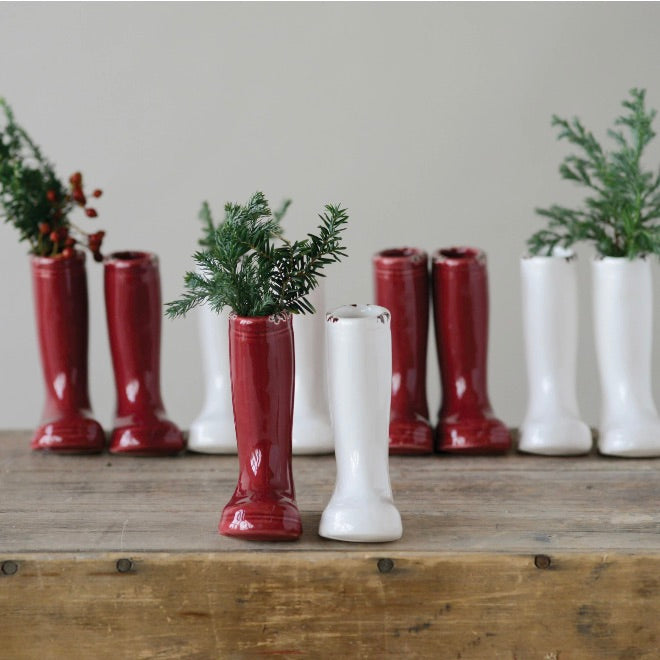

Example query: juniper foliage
[166,191,348,318]
[529,89,660,258]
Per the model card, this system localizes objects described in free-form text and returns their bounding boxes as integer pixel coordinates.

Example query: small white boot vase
[519,250,592,455]
[292,282,333,454]
[593,257,660,457]
[320,304,402,543]
[188,303,236,454]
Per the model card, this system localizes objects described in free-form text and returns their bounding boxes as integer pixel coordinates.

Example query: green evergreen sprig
[0,97,105,259]
[166,191,348,318]
[529,88,660,258]
[196,196,291,248]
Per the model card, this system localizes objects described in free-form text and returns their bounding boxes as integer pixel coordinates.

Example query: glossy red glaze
[30,252,105,453]
[219,314,302,541]
[431,247,511,454]
[104,251,184,456]
[373,248,433,454]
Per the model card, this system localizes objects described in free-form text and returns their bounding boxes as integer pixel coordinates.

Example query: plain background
[1,2,659,432]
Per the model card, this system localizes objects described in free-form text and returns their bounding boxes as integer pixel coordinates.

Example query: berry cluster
[39,172,106,261]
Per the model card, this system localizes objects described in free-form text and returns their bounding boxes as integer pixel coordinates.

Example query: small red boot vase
[219,314,302,541]
[104,251,184,455]
[373,248,433,454]
[431,247,511,454]
[30,252,105,452]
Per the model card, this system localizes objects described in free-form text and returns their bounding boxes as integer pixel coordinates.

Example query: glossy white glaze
[188,302,236,454]
[320,304,402,542]
[519,252,592,455]
[292,283,333,454]
[593,257,660,457]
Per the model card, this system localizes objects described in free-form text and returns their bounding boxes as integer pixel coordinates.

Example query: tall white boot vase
[519,251,592,455]
[188,304,236,454]
[320,304,402,542]
[593,257,660,457]
[292,282,333,454]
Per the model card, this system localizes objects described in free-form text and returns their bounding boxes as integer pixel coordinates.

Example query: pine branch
[167,192,348,319]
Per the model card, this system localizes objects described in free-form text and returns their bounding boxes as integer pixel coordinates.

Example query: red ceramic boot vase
[30,252,105,452]
[373,248,433,454]
[104,251,184,455]
[219,314,302,541]
[432,247,511,454]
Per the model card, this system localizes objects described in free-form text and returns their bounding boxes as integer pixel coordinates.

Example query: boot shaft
[373,248,430,421]
[432,247,492,416]
[326,304,393,497]
[229,314,295,497]
[104,251,164,416]
[593,257,656,414]
[31,252,92,415]
[521,252,580,414]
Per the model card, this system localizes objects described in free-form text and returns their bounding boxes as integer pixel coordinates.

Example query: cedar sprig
[166,191,348,318]
[528,88,660,258]
[0,97,105,259]
[196,196,291,248]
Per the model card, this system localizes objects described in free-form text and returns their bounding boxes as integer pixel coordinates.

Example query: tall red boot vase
[219,314,302,541]
[373,248,433,454]
[104,251,184,455]
[432,247,511,454]
[31,252,105,452]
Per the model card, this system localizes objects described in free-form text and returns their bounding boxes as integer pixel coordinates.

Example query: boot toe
[31,417,105,454]
[109,419,185,456]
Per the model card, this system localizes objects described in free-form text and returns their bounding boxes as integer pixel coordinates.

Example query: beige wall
[1,2,659,430]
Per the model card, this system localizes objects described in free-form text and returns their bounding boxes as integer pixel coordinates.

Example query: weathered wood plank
[2,431,660,554]
[1,552,659,659]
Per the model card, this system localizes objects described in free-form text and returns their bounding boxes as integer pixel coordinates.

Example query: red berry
[92,189,103,198]
[73,189,86,205]
[49,231,59,243]
[38,222,50,235]
[62,247,74,259]
[69,172,82,187]
[46,190,57,203]
[65,237,76,247]
[85,208,98,218]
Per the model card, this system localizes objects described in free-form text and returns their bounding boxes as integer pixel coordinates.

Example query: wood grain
[2,552,660,658]
[1,431,659,554]
[2,430,660,658]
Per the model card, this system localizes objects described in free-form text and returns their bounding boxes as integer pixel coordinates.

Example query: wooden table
[1,430,659,658]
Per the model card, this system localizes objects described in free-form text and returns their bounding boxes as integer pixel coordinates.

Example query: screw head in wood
[116,558,133,573]
[1,561,18,576]
[534,554,552,570]
[377,558,394,573]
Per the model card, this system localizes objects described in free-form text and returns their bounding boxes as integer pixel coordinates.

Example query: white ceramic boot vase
[320,304,402,543]
[292,283,333,454]
[593,257,660,457]
[188,303,236,454]
[519,250,592,455]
